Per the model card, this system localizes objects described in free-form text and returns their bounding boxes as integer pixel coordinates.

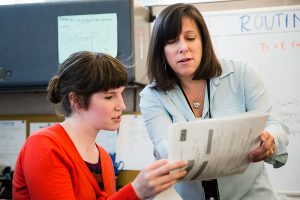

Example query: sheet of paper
[153,186,183,200]
[0,120,26,169]
[168,112,269,181]
[116,115,155,170]
[58,13,117,63]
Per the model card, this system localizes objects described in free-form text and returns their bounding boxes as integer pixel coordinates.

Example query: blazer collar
[165,61,234,120]
[166,84,196,121]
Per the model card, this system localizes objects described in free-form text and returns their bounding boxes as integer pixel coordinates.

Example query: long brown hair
[147,3,222,91]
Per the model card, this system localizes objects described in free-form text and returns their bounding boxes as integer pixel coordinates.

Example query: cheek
[94,105,110,117]
[164,46,174,61]
[88,102,109,118]
[195,42,203,57]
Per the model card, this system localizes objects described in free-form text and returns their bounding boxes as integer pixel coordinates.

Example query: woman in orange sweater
[13,51,187,200]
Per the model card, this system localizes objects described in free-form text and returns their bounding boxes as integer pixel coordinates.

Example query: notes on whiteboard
[116,115,155,170]
[58,13,117,63]
[203,6,300,192]
[203,6,300,136]
[0,120,26,169]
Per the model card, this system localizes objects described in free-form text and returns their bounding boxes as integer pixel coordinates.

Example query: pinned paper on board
[0,120,26,169]
[58,13,118,63]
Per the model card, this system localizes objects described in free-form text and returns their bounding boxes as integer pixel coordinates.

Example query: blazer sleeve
[139,86,173,159]
[243,64,289,168]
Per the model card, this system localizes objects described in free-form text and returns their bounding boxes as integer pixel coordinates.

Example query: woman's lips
[112,115,122,122]
[178,58,192,63]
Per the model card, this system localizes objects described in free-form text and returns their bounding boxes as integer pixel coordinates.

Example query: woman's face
[164,17,203,81]
[79,86,126,131]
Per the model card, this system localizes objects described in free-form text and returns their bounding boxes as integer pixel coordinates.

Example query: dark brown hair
[147,3,222,91]
[47,51,128,116]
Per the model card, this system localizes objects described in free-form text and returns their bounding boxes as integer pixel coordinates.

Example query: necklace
[188,81,206,110]
[190,95,201,109]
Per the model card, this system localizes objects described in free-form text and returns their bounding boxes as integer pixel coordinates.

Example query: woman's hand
[132,159,187,199]
[248,131,276,162]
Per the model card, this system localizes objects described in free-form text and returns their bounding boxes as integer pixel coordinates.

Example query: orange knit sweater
[13,124,139,200]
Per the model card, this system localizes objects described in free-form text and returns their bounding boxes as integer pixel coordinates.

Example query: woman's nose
[116,97,126,111]
[178,39,188,53]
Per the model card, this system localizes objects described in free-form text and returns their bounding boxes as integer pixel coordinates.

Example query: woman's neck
[61,117,99,163]
[181,79,205,94]
[180,79,206,118]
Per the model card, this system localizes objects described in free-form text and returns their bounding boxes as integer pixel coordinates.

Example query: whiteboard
[203,6,300,193]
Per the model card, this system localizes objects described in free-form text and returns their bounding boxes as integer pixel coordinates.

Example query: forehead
[181,17,199,33]
[163,16,199,40]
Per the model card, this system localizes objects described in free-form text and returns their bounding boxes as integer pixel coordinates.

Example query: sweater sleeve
[96,146,140,200]
[107,183,140,200]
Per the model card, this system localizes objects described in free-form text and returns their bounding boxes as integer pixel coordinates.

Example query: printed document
[168,112,268,180]
[154,112,268,200]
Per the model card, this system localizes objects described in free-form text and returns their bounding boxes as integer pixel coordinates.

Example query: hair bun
[47,76,61,104]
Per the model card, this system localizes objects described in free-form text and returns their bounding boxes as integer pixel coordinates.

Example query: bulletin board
[0,114,140,187]
[0,114,64,169]
[0,114,64,137]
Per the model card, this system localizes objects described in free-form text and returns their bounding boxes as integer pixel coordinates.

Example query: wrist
[131,180,143,199]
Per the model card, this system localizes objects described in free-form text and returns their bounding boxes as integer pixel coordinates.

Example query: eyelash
[104,96,113,100]
[167,39,176,44]
[187,37,195,41]
[167,37,196,44]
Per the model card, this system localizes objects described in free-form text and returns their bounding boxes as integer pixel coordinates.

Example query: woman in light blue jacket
[139,3,289,200]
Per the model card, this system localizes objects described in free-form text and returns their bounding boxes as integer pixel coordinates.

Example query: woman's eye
[187,37,195,41]
[104,96,113,100]
[167,39,176,44]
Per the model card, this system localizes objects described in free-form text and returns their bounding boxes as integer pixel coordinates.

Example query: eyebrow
[103,88,125,94]
[183,30,196,34]
[103,91,116,95]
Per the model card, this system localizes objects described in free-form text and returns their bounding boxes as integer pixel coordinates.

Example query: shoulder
[29,123,63,139]
[140,83,166,98]
[217,59,259,81]
[140,83,183,105]
[219,59,247,77]
[25,124,68,150]
[16,124,71,168]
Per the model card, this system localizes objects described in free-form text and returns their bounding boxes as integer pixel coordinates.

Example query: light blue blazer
[140,60,289,200]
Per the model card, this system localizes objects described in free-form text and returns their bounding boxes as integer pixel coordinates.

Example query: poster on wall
[0,120,26,169]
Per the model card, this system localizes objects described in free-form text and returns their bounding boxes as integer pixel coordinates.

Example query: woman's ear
[69,92,80,113]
